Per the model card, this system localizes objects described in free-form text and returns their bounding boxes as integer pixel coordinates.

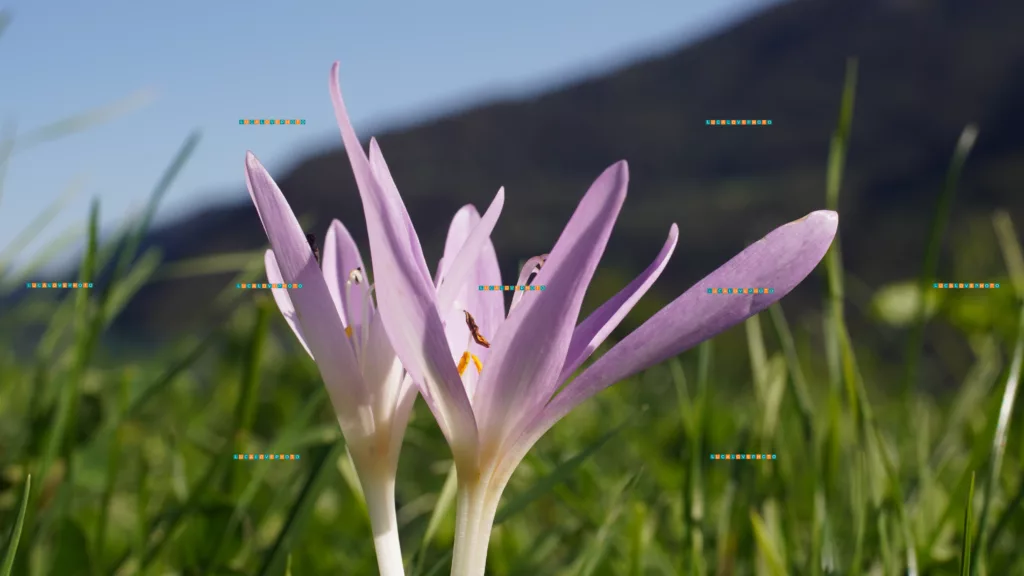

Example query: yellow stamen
[457,351,484,377]
[345,326,353,338]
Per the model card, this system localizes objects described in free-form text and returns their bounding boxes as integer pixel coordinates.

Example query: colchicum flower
[244,155,413,576]
[328,62,838,575]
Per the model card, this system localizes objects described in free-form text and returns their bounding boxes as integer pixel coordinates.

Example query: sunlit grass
[1,38,1022,576]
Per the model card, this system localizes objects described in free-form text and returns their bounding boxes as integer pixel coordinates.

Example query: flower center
[343,267,373,362]
[457,351,484,376]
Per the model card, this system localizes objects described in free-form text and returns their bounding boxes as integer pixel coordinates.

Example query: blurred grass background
[2,15,1023,576]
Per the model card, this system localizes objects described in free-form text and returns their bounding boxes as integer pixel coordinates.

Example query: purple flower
[329,62,838,575]
[245,155,412,575]
[245,149,514,576]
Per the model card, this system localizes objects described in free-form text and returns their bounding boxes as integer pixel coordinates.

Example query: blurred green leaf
[3,90,155,161]
[494,417,630,525]
[905,124,980,395]
[993,211,1024,300]
[750,508,786,576]
[972,304,1024,575]
[49,518,91,576]
[0,11,11,42]
[959,472,976,576]
[0,474,30,576]
[257,440,347,576]
[871,281,939,327]
[573,472,641,576]
[413,463,458,575]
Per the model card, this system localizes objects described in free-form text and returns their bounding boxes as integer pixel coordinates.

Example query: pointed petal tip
[796,209,838,227]
[610,159,628,179]
[245,151,264,172]
[328,218,348,235]
[668,223,679,238]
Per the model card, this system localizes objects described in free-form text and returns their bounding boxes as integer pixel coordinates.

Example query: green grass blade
[0,120,17,211]
[574,472,641,576]
[226,302,270,495]
[750,509,786,576]
[257,439,347,576]
[413,463,458,575]
[154,250,267,280]
[4,90,155,160]
[104,132,199,306]
[904,124,979,397]
[423,550,453,576]
[0,10,11,42]
[0,227,83,295]
[959,471,976,576]
[971,303,1024,575]
[138,470,221,569]
[494,418,631,524]
[985,477,1024,556]
[993,211,1024,299]
[0,177,82,278]
[94,370,132,571]
[212,388,328,543]
[0,474,31,576]
[767,304,814,441]
[36,200,99,495]
[821,62,857,506]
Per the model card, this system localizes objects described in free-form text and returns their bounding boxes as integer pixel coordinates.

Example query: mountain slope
[41,0,1024,339]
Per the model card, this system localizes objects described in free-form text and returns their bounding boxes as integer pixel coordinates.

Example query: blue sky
[1,0,773,269]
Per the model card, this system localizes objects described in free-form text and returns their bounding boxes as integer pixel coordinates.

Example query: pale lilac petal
[323,219,371,335]
[265,249,312,358]
[433,262,445,288]
[468,231,504,364]
[368,139,436,289]
[472,161,630,447]
[384,375,420,469]
[440,206,483,360]
[360,308,406,421]
[438,206,478,286]
[245,152,371,431]
[438,206,506,369]
[514,210,839,456]
[435,188,504,315]
[509,255,547,312]
[329,63,431,291]
[557,224,678,383]
[330,63,478,456]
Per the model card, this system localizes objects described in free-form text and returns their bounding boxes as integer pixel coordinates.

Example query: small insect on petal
[464,310,490,348]
[526,255,546,286]
[349,267,364,285]
[306,233,321,267]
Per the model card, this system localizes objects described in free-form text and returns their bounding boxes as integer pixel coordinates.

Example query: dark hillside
[25,0,1024,352]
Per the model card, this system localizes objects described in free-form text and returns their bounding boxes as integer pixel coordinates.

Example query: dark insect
[463,310,490,348]
[306,233,321,267]
[525,254,546,286]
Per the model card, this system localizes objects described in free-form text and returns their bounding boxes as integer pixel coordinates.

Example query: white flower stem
[361,473,406,576]
[451,473,504,576]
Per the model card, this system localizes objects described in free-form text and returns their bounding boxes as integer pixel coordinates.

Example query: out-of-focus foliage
[2,7,1024,576]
